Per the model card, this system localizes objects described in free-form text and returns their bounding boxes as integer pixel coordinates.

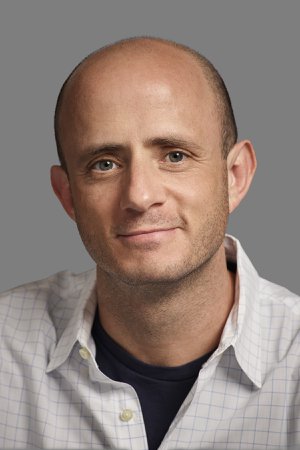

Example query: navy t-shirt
[92,312,214,450]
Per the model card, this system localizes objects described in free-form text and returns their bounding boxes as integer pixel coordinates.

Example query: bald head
[54,37,237,171]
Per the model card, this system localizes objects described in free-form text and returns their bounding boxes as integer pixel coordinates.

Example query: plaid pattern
[1,235,300,449]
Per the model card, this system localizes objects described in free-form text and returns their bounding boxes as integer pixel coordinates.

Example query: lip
[117,228,178,245]
[118,228,175,237]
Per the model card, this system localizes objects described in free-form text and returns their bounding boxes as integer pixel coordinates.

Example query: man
[0,36,299,450]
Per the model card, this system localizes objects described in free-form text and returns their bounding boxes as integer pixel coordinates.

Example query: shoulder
[0,269,95,314]
[258,277,300,366]
[259,276,300,320]
[0,269,96,347]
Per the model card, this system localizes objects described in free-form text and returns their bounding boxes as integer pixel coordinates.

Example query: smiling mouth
[118,228,175,237]
[117,227,178,245]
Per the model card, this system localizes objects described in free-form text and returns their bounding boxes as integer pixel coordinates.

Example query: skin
[51,39,257,366]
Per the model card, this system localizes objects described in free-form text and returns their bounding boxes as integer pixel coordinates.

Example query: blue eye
[167,152,185,163]
[93,160,116,171]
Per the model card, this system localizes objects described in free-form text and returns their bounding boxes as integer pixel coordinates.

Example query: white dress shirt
[0,235,300,449]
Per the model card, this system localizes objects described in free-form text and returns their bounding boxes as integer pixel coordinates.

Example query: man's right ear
[50,165,76,221]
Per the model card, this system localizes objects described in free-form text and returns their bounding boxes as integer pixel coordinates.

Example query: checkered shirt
[1,235,300,449]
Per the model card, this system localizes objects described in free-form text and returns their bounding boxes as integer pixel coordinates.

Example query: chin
[104,258,202,287]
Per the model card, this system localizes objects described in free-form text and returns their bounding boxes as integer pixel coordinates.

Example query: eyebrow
[77,134,205,165]
[144,136,205,154]
[77,144,126,166]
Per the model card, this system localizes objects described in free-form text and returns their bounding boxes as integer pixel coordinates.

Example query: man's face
[58,48,229,285]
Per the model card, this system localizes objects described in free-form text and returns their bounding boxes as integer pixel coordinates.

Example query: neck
[96,245,235,367]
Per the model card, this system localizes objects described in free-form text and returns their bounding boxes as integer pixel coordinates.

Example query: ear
[227,140,257,214]
[50,165,76,221]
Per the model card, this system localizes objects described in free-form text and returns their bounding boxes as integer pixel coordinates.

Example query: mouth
[116,228,178,246]
[118,228,175,237]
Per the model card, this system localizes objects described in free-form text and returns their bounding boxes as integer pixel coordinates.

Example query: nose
[119,156,167,212]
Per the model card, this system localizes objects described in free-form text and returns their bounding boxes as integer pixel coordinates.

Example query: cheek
[71,186,116,229]
[178,170,228,219]
[172,173,218,206]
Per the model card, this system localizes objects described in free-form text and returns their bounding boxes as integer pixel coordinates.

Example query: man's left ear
[227,140,257,214]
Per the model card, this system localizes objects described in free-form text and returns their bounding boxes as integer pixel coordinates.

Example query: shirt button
[120,409,134,422]
[79,347,91,360]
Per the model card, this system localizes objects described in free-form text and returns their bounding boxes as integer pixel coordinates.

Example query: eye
[92,160,117,171]
[166,151,186,163]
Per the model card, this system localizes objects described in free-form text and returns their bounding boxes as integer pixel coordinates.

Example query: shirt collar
[46,236,262,388]
[46,268,97,373]
[221,235,262,388]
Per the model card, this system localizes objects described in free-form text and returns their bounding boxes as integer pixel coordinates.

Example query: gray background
[0,1,299,294]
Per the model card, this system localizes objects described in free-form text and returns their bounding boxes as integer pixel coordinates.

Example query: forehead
[58,42,220,155]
